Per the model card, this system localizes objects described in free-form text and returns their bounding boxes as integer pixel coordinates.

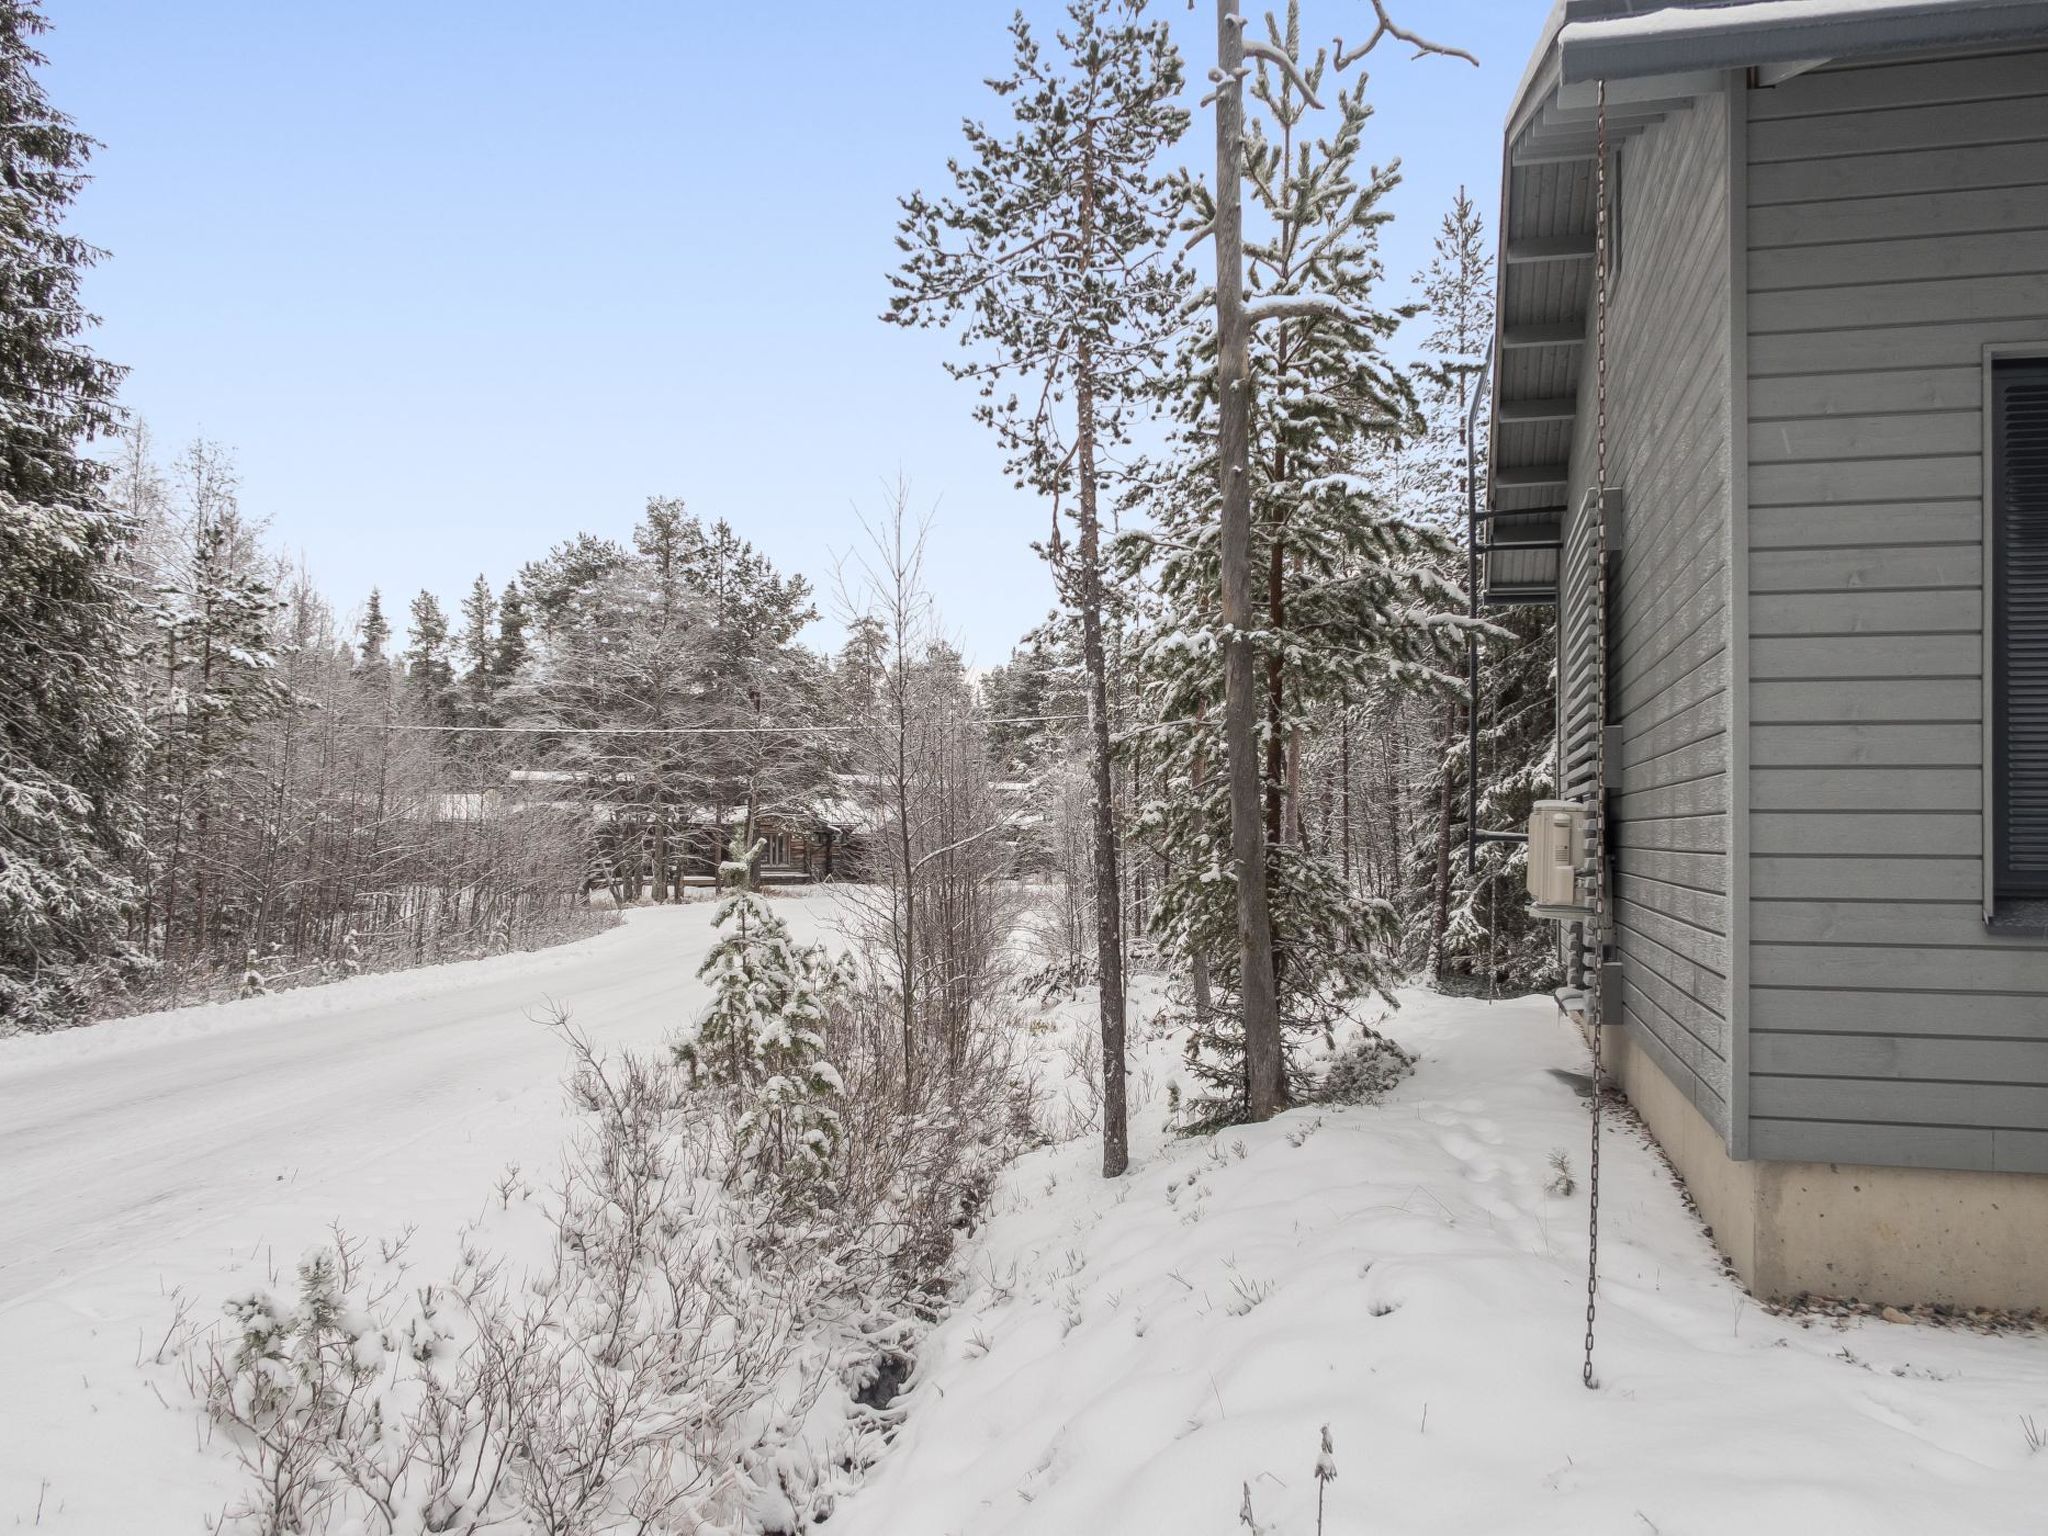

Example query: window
[1992,356,2048,903]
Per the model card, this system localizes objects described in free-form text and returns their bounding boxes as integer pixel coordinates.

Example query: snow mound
[831,991,2048,1535]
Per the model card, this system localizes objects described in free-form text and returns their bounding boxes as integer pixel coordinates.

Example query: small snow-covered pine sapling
[675,838,847,1200]
[1546,1148,1577,1197]
[1315,1423,1337,1536]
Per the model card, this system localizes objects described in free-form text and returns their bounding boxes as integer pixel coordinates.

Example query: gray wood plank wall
[1563,91,1736,1137]
[1743,48,2048,1174]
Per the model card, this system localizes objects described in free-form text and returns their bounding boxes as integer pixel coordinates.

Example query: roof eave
[1558,0,2048,83]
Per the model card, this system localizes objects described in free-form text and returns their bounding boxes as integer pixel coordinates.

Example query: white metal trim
[1726,75,1754,1164]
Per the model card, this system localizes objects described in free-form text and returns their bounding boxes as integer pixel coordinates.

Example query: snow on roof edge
[1557,0,2048,83]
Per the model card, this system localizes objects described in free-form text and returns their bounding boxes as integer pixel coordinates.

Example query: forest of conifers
[4,0,1557,1052]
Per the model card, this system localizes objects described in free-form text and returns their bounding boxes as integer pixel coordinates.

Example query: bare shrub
[186,1022,819,1534]
[183,492,1045,1530]
[185,957,1030,1534]
[825,967,1022,1298]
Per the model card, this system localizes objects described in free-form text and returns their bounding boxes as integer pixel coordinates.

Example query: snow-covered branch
[1335,2,1480,70]
[1245,294,1377,329]
[1241,40,1323,109]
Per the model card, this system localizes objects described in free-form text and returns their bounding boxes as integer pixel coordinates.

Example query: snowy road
[0,898,836,1531]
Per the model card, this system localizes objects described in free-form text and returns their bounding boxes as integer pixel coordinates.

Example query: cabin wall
[1564,90,1736,1139]
[1742,48,2048,1174]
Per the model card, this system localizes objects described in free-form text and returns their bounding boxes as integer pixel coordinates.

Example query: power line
[368,713,1095,737]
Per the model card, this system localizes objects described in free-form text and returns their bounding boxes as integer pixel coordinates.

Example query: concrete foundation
[1606,1024,2048,1311]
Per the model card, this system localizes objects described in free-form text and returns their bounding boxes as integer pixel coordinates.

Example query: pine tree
[518,532,631,654]
[505,507,823,902]
[0,0,147,1028]
[676,841,846,1200]
[1131,17,1470,1124]
[674,513,822,862]
[630,498,702,900]
[889,0,1188,1177]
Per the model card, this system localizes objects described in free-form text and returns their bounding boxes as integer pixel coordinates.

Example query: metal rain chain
[1583,77,1613,1394]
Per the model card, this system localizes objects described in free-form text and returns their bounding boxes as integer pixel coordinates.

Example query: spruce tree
[1448,600,1556,988]
[889,0,1188,1177]
[1397,187,1492,977]
[676,841,846,1201]
[491,578,530,683]
[144,444,288,968]
[457,575,497,693]
[449,574,502,784]
[357,588,390,668]
[0,0,146,1027]
[403,590,455,724]
[1131,17,1470,1123]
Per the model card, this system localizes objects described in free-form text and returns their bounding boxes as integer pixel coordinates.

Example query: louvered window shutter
[1559,488,1607,808]
[1994,358,2048,900]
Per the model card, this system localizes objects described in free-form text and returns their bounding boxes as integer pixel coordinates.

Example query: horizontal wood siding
[1568,92,1735,1135]
[1743,50,2048,1174]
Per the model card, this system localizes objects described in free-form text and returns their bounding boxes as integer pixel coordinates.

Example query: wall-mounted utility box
[1527,799,1592,918]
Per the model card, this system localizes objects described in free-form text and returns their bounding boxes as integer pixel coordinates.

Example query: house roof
[1479,0,2048,603]
[1557,0,2048,83]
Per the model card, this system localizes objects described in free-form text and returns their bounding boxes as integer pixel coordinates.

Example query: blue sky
[45,0,1533,664]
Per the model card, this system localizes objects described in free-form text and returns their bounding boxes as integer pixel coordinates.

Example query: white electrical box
[1527,799,1591,917]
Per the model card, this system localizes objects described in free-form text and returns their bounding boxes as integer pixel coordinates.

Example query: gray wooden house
[1483,0,2048,1307]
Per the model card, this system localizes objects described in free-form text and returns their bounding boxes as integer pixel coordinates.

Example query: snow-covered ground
[0,896,842,1532]
[832,990,2048,1536]
[8,908,2048,1533]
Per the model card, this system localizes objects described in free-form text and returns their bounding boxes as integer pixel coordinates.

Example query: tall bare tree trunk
[1265,528,1285,847]
[1214,0,1282,1121]
[1074,339,1128,1178]
[1432,709,1454,975]
[1339,694,1353,886]
[892,610,918,1109]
